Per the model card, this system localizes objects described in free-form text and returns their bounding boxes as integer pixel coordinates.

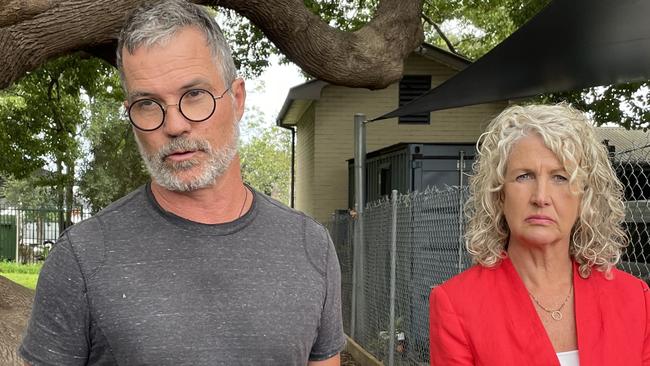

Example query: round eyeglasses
[127,88,230,131]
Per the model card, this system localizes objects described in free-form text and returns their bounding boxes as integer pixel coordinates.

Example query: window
[399,75,432,124]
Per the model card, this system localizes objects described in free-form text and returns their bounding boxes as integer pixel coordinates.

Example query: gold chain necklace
[528,282,573,321]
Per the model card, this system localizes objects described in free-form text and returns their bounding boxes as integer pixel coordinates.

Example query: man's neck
[150,161,250,224]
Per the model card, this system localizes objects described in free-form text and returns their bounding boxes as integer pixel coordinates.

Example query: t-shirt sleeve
[19,232,90,366]
[308,231,346,361]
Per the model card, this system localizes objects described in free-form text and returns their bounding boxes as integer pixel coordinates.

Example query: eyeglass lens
[129,89,217,131]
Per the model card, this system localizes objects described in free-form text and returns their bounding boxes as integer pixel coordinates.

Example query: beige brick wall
[302,54,507,224]
[294,104,315,215]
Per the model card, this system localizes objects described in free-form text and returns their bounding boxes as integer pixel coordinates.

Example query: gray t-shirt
[19,185,345,365]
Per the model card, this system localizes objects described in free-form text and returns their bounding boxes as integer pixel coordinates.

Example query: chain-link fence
[328,188,470,366]
[327,128,650,365]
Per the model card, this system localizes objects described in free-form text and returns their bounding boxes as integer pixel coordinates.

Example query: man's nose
[162,104,192,137]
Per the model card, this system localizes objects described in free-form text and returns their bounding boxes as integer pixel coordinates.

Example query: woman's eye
[515,173,532,181]
[553,175,568,182]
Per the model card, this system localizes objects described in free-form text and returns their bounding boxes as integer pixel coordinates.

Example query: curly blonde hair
[465,103,628,277]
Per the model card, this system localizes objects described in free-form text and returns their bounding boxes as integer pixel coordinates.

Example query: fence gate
[0,214,17,261]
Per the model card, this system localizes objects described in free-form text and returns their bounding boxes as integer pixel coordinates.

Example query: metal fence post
[457,150,465,273]
[351,113,366,339]
[15,208,20,262]
[388,189,398,366]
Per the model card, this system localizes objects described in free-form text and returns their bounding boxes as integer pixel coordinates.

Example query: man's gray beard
[136,128,239,192]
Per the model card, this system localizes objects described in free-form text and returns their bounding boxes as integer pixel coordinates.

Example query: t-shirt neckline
[144,182,258,236]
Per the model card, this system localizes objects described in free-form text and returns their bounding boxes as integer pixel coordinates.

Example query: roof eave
[276,79,329,127]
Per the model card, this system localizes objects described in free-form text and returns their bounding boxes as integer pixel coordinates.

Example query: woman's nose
[531,181,551,207]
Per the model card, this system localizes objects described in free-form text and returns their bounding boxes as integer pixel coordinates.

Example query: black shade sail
[375,0,650,121]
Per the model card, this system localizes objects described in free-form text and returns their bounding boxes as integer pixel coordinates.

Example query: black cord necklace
[238,186,248,218]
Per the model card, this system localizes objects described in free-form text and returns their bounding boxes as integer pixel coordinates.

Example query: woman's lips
[525,215,554,224]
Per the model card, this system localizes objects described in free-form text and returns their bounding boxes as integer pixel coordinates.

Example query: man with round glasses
[19,1,344,365]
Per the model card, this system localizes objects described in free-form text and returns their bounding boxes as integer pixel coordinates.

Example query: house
[276,44,507,224]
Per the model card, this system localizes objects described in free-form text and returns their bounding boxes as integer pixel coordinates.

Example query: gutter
[279,124,296,208]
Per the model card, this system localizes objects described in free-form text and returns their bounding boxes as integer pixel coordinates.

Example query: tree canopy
[239,110,291,204]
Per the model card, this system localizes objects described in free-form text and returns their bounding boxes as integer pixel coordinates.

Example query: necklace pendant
[551,310,563,321]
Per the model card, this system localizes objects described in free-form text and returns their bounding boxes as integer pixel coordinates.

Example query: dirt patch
[341,350,361,365]
[0,276,34,366]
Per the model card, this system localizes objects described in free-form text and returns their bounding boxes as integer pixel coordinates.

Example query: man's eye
[185,89,208,99]
[134,100,158,111]
[553,175,568,182]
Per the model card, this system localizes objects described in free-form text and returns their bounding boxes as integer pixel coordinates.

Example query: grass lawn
[0,261,42,290]
[0,273,39,289]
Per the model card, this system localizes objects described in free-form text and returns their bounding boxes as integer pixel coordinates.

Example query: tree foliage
[540,83,650,129]
[0,55,116,213]
[0,173,58,208]
[421,0,550,59]
[77,74,150,213]
[239,109,292,205]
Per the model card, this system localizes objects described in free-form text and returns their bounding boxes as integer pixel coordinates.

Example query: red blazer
[429,257,650,365]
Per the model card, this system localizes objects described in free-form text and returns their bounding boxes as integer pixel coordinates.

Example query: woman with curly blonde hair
[429,104,650,366]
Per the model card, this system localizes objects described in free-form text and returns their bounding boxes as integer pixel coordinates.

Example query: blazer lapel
[501,258,561,366]
[574,263,604,365]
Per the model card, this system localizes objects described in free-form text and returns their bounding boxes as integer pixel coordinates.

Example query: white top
[557,350,579,366]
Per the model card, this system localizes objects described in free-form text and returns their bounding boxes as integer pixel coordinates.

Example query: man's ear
[231,78,246,123]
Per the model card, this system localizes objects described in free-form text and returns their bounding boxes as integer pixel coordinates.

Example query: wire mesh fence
[328,188,470,366]
[327,128,650,365]
[0,206,90,264]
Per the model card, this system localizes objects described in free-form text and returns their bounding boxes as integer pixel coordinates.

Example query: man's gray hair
[116,0,237,93]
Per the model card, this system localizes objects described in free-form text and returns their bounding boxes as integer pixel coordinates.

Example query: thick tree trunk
[0,0,423,90]
[0,0,51,27]
[0,276,34,366]
[0,0,133,89]
[213,0,424,89]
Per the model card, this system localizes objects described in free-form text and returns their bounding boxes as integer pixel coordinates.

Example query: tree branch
[0,0,138,89]
[421,12,462,57]
[0,0,424,90]
[212,0,424,89]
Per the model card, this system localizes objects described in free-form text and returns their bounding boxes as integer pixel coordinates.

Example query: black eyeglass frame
[127,87,231,131]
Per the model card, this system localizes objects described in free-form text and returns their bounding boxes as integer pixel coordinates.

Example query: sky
[237,58,305,140]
